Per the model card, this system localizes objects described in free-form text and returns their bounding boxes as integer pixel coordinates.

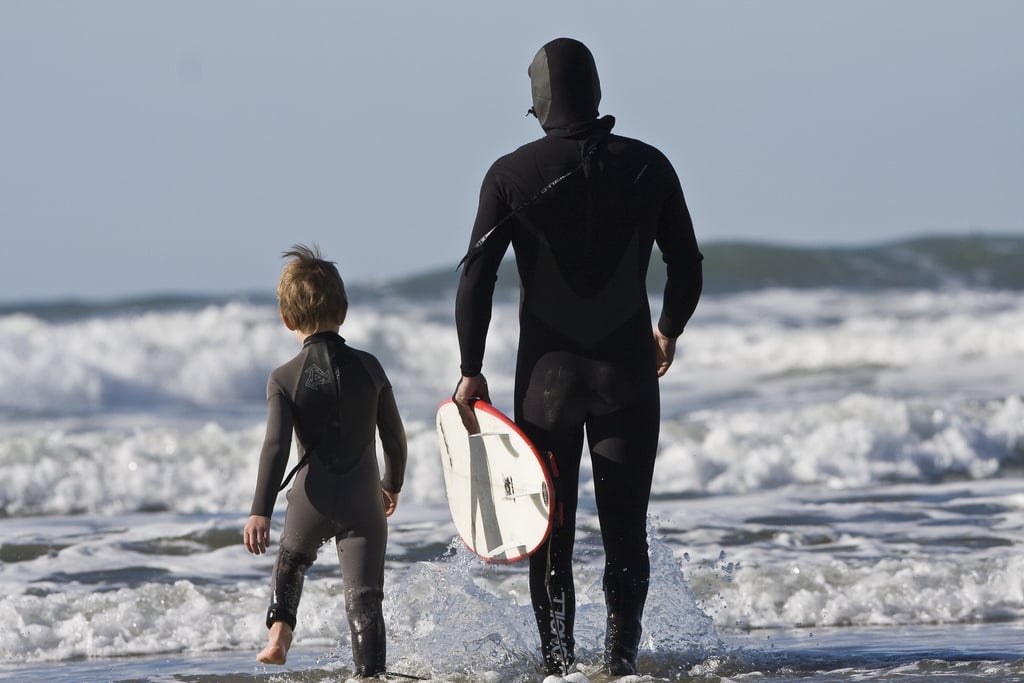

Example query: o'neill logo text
[549,591,570,669]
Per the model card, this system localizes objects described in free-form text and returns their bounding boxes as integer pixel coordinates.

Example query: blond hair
[277,244,348,332]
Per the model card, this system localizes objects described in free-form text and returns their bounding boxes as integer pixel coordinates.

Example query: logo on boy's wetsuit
[304,364,332,390]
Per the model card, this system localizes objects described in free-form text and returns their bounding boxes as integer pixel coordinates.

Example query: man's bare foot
[257,622,293,665]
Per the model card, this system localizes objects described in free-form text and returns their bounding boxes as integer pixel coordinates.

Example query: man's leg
[588,391,660,675]
[525,425,584,676]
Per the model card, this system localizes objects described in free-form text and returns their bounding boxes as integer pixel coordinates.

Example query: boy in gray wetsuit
[243,244,407,677]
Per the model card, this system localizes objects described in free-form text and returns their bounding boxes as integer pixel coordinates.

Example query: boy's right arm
[248,379,295,518]
[243,381,292,555]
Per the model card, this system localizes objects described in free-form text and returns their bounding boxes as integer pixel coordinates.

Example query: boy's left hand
[244,515,271,555]
[382,489,399,517]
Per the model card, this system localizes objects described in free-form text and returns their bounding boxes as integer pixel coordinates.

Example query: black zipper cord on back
[456,138,606,272]
[276,343,344,493]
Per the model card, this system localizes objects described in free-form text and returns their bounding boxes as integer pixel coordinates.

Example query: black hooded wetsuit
[455,38,703,675]
[249,331,406,677]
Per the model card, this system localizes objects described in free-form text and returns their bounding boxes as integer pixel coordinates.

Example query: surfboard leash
[543,451,565,528]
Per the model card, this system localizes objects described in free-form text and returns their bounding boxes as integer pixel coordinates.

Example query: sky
[1,1,1022,302]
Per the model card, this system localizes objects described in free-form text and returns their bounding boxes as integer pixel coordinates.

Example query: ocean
[1,236,1023,682]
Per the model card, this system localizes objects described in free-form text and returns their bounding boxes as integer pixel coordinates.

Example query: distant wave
[0,293,275,322]
[1,234,1021,317]
[691,234,1024,294]
[376,233,1024,299]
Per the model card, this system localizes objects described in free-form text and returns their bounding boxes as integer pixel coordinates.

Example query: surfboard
[435,399,556,563]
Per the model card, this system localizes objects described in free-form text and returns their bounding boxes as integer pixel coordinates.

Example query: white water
[1,287,1023,681]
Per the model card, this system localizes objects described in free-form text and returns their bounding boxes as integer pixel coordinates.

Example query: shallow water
[2,285,1023,681]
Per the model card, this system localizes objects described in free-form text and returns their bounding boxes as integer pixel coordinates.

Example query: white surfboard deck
[435,399,555,563]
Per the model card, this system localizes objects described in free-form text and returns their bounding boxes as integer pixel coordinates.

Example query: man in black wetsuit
[454,38,703,677]
[244,245,407,677]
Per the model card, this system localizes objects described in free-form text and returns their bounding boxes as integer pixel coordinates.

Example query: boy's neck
[293,324,340,343]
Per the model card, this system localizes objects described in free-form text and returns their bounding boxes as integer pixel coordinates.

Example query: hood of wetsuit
[528,37,602,133]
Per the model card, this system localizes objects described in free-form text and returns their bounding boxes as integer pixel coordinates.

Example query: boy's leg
[260,487,337,664]
[336,504,388,677]
[256,621,293,665]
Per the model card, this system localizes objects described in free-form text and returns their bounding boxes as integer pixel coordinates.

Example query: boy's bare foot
[257,622,293,665]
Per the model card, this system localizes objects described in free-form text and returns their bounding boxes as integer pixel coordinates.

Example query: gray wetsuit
[249,331,406,677]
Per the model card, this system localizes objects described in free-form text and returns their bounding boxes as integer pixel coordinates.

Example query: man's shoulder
[493,132,670,162]
[607,133,671,160]
[490,137,548,167]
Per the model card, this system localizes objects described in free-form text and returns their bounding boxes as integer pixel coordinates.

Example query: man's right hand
[453,374,490,434]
